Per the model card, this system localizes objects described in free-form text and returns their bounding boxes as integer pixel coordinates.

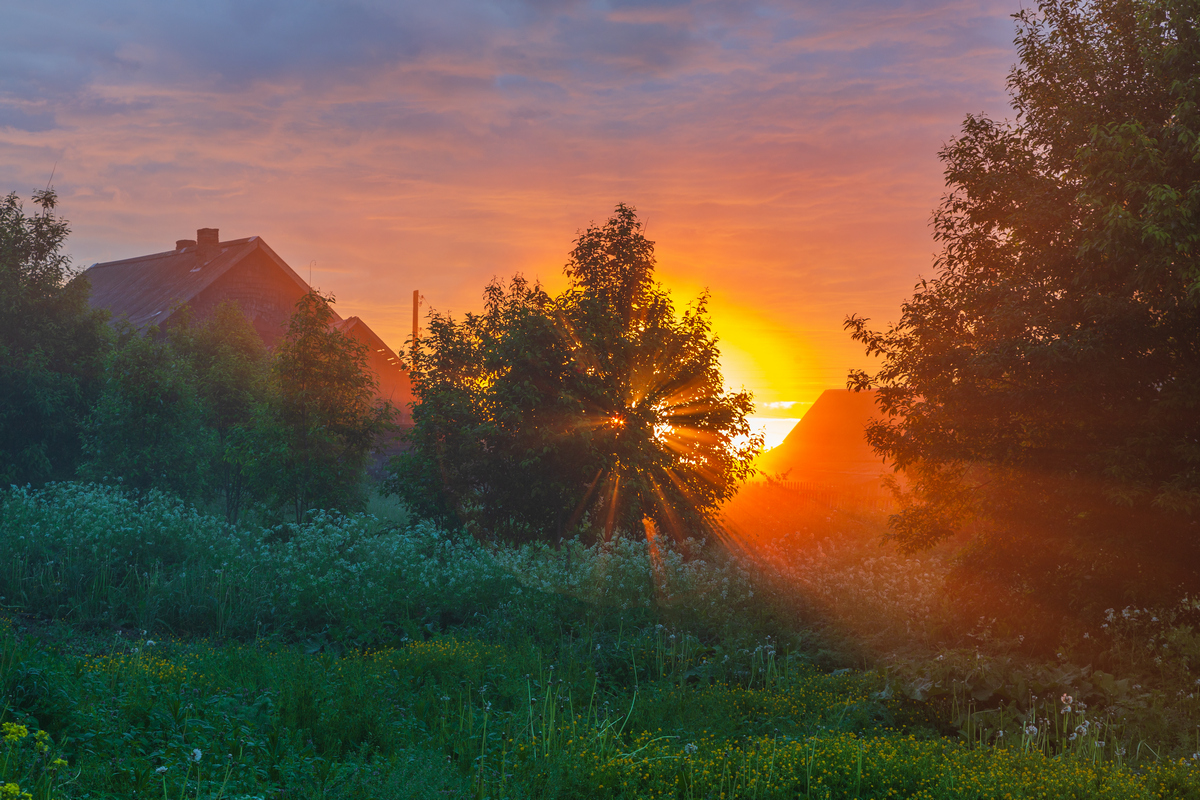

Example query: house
[83,227,412,422]
[754,389,889,488]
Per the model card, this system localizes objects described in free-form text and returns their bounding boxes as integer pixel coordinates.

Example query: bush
[0,482,776,647]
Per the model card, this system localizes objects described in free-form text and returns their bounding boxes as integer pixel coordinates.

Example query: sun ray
[564,467,606,534]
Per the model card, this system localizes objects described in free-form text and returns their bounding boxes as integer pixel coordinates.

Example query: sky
[1,0,1021,447]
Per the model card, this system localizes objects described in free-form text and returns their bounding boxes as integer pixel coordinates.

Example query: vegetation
[2,481,1200,799]
[0,198,391,522]
[393,204,759,541]
[0,190,108,486]
[170,302,273,524]
[5,5,1200,799]
[846,0,1200,630]
[81,322,217,503]
[256,290,394,523]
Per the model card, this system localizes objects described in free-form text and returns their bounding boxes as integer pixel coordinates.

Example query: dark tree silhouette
[392,204,759,542]
[847,0,1200,623]
[170,301,272,523]
[262,290,394,522]
[0,190,108,485]
[82,323,215,500]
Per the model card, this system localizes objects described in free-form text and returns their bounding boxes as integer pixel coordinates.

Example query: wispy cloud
[0,0,1020,405]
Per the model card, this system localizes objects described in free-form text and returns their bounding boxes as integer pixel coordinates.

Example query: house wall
[364,346,412,424]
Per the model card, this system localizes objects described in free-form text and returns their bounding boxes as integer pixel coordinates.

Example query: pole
[412,289,420,352]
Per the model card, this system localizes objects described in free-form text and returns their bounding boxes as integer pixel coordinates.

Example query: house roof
[754,389,886,481]
[331,316,404,369]
[84,236,328,328]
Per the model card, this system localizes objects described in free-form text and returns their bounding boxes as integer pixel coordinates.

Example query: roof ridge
[90,236,258,268]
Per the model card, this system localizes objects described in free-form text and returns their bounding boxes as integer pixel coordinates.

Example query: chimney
[196,228,220,262]
[176,239,196,251]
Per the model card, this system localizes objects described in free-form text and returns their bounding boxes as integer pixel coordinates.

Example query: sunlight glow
[652,278,825,411]
[747,416,802,451]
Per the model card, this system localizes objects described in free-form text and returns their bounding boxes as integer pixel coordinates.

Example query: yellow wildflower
[1,723,28,744]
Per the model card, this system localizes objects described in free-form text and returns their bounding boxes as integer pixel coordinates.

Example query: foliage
[80,324,216,502]
[259,290,394,522]
[4,580,1200,799]
[0,190,108,486]
[82,292,387,522]
[0,482,518,641]
[395,204,759,542]
[0,717,71,800]
[0,482,773,645]
[845,0,1200,616]
[6,480,1200,796]
[722,482,1200,762]
[169,301,272,524]
[1,197,388,520]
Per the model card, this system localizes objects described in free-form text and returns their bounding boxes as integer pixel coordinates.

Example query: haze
[0,0,1018,447]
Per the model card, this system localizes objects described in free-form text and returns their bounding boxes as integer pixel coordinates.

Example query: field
[2,482,1199,799]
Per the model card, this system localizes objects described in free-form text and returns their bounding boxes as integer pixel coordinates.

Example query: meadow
[2,481,1199,799]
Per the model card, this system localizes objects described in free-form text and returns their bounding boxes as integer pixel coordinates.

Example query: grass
[2,481,1200,798]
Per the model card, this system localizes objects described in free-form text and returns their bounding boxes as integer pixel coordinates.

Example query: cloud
[0,0,1020,405]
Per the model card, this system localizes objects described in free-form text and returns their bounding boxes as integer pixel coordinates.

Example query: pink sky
[0,0,1020,439]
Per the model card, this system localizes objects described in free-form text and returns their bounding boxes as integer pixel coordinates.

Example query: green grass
[5,621,1200,799]
[2,482,1200,799]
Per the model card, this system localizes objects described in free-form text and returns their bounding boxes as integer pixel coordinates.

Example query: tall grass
[723,484,1200,762]
[5,619,1200,800]
[4,481,1200,798]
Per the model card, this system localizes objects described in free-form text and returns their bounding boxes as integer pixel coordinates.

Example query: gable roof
[755,389,886,481]
[84,236,327,328]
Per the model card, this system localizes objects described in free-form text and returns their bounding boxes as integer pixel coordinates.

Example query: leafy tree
[81,323,216,500]
[392,204,759,541]
[846,0,1200,623]
[260,290,393,522]
[170,302,271,523]
[0,190,108,485]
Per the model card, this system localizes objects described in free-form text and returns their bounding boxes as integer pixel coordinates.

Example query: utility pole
[412,289,420,357]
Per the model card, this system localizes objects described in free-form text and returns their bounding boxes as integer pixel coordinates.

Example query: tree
[260,290,393,522]
[392,204,759,541]
[0,189,109,485]
[81,323,216,500]
[169,301,271,523]
[846,0,1200,623]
